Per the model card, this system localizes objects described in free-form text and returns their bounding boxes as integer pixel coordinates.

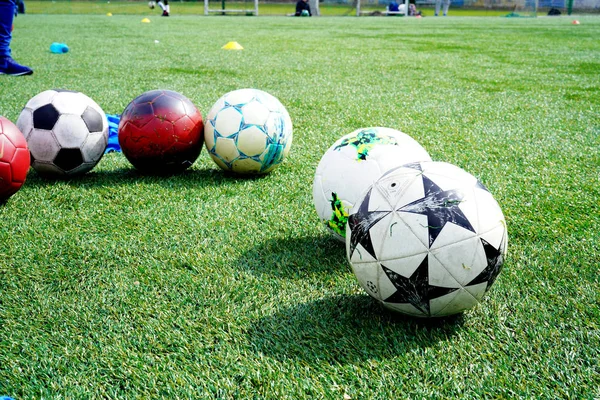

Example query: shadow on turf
[246,294,465,363]
[22,164,268,190]
[237,235,348,279]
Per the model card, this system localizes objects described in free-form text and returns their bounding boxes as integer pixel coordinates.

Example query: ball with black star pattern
[346,161,508,317]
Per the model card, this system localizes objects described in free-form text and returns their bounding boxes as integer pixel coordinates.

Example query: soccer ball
[148,0,156,8]
[16,89,109,177]
[204,88,293,175]
[0,117,30,200]
[346,161,507,317]
[313,127,431,241]
[118,90,204,174]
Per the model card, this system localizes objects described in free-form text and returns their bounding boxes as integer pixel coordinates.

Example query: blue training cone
[50,42,69,53]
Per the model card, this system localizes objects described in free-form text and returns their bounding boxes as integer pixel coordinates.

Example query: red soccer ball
[118,90,204,174]
[0,116,30,201]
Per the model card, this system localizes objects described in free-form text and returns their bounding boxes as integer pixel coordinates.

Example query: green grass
[1,13,600,399]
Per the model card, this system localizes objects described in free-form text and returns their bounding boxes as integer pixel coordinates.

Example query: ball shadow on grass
[237,234,348,280]
[246,294,465,364]
[21,163,266,191]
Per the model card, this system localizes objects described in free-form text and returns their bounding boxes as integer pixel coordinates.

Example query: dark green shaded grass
[1,14,599,398]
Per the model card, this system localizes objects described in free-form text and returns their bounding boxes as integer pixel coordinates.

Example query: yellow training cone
[222,41,243,50]
[141,18,151,23]
[107,12,113,16]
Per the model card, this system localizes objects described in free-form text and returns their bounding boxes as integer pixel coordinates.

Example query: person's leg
[0,0,33,75]
[0,0,15,58]
[434,0,441,15]
[158,0,169,16]
[442,0,450,15]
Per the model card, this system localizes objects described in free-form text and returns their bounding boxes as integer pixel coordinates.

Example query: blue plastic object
[49,42,69,54]
[105,114,121,153]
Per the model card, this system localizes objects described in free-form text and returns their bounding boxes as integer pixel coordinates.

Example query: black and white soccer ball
[346,161,507,317]
[16,89,109,177]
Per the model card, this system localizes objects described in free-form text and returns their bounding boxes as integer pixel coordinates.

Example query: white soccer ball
[148,1,156,8]
[346,161,508,317]
[16,89,109,177]
[204,88,293,175]
[313,127,431,241]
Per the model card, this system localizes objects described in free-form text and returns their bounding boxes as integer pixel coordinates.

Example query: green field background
[0,11,599,399]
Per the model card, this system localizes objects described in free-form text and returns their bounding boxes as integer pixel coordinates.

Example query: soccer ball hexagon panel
[0,117,30,200]
[205,88,293,175]
[16,89,109,177]
[118,90,204,174]
[313,127,432,241]
[346,161,507,318]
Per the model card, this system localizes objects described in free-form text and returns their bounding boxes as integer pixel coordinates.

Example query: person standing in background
[434,0,450,16]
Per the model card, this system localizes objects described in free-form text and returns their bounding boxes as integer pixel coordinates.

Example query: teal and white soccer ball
[313,127,431,241]
[204,89,293,175]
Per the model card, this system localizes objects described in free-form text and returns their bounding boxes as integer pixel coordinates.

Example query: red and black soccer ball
[0,117,30,201]
[118,90,204,174]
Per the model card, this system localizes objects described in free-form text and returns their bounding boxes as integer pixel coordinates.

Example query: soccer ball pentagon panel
[0,116,30,200]
[204,89,293,175]
[346,161,507,317]
[313,127,431,241]
[16,89,108,177]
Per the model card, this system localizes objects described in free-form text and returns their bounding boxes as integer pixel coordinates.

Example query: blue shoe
[0,57,33,76]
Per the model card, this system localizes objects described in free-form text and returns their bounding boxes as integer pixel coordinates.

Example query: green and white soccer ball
[313,127,431,241]
[204,89,293,175]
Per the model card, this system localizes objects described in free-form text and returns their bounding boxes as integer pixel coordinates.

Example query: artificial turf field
[0,10,599,399]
